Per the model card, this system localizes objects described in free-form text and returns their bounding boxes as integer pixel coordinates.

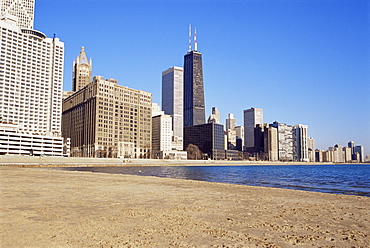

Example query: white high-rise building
[162,66,183,150]
[243,107,263,151]
[293,124,309,162]
[152,114,173,158]
[0,0,65,156]
[271,122,294,162]
[0,0,35,29]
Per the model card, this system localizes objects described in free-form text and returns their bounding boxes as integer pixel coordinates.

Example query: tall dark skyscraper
[183,25,205,127]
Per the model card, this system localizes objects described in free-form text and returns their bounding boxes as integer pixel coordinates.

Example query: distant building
[343,146,352,162]
[234,126,244,150]
[184,123,225,160]
[308,137,315,162]
[264,125,278,161]
[225,129,237,149]
[354,145,365,162]
[152,114,172,158]
[254,124,265,154]
[348,141,355,159]
[152,103,164,117]
[293,124,309,162]
[72,47,92,92]
[365,155,370,162]
[243,108,263,152]
[333,144,344,163]
[183,26,205,127]
[162,66,184,150]
[270,122,294,161]
[208,107,220,124]
[62,76,152,158]
[226,113,237,130]
[315,149,323,162]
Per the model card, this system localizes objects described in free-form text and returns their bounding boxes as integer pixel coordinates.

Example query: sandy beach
[1,166,369,247]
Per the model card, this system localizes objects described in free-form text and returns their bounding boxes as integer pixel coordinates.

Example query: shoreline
[1,155,366,168]
[1,166,369,247]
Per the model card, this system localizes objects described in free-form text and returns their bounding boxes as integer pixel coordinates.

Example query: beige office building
[264,125,278,161]
[62,76,152,158]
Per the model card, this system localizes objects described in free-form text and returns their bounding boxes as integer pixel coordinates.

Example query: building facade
[307,137,315,162]
[226,113,236,130]
[162,66,183,150]
[152,114,172,158]
[293,124,309,162]
[0,122,67,156]
[184,123,225,160]
[62,76,152,158]
[264,125,278,161]
[234,125,244,151]
[208,107,220,124]
[270,122,294,161]
[72,46,92,92]
[354,145,364,162]
[0,0,65,156]
[243,107,263,151]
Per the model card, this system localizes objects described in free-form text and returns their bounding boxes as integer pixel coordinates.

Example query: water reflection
[58,164,370,197]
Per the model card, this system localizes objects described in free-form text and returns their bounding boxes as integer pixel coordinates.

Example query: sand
[1,166,369,247]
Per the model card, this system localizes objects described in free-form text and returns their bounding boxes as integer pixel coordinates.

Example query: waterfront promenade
[1,166,369,247]
[0,155,335,167]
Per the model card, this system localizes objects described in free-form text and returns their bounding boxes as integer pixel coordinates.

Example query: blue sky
[35,0,369,155]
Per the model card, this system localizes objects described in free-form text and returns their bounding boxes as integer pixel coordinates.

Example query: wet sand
[1,166,369,247]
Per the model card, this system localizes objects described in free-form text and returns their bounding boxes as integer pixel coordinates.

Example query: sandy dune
[1,167,369,247]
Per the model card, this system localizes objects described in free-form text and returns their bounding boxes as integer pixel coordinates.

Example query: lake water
[59,164,370,197]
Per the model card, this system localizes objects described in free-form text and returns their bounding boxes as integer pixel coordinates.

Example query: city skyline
[33,0,369,154]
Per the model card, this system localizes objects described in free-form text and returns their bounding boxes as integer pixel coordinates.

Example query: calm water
[59,164,370,197]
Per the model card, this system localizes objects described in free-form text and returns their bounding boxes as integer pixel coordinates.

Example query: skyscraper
[243,107,263,151]
[183,25,205,127]
[0,0,66,156]
[162,66,183,150]
[72,46,92,92]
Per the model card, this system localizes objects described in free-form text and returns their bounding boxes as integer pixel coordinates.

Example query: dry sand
[1,166,369,247]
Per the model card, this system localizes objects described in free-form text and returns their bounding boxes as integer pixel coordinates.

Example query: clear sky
[34,0,369,155]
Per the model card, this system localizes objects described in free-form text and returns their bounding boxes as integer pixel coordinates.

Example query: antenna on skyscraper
[194,27,197,51]
[188,24,192,52]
